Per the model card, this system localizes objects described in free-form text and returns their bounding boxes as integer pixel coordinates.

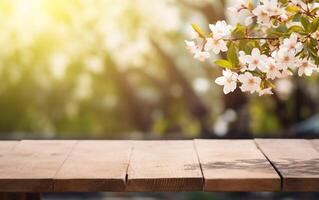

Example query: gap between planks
[51,140,79,192]
[0,140,284,192]
[195,139,280,192]
[53,140,133,192]
[1,139,319,192]
[255,139,319,192]
[253,139,284,191]
[0,140,77,192]
[126,140,203,192]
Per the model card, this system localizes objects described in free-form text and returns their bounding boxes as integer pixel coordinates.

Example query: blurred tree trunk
[128,68,183,135]
[103,55,151,132]
[274,77,318,137]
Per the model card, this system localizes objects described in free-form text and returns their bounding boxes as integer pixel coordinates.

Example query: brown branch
[224,37,279,41]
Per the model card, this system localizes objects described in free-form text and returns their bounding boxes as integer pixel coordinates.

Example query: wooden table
[0,139,318,199]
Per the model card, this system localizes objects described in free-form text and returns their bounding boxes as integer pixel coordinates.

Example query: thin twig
[224,37,279,41]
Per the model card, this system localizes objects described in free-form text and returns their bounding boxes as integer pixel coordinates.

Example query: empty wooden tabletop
[126,140,203,191]
[256,139,319,192]
[312,140,319,152]
[54,141,133,192]
[195,140,280,191]
[0,140,76,192]
[0,139,319,192]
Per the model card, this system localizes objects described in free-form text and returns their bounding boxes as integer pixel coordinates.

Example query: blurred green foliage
[0,0,318,139]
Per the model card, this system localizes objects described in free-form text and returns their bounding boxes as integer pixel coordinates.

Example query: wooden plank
[54,140,133,192]
[256,139,319,192]
[0,140,76,192]
[0,141,19,155]
[126,140,203,191]
[311,140,319,152]
[195,140,280,192]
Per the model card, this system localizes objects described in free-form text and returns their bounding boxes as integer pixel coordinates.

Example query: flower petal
[215,77,226,85]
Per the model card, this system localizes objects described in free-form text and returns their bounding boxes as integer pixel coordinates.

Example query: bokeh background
[0,0,318,199]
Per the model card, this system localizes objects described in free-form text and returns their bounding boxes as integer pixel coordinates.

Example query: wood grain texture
[195,140,280,192]
[0,141,19,155]
[54,140,133,192]
[0,140,76,192]
[256,139,319,192]
[126,140,203,192]
[311,140,319,152]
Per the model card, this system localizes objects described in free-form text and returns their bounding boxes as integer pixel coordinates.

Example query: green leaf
[292,13,301,22]
[214,59,233,69]
[231,24,246,38]
[300,16,310,31]
[310,17,319,32]
[191,23,206,38]
[311,7,319,15]
[227,43,239,66]
[268,30,288,37]
[268,25,289,37]
[286,5,300,13]
[279,0,288,3]
[287,25,304,34]
[239,40,256,54]
[276,24,288,33]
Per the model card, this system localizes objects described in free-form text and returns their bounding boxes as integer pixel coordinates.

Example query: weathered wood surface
[195,140,280,191]
[54,140,133,192]
[0,141,18,155]
[256,139,319,192]
[126,140,203,191]
[0,140,76,192]
[311,140,319,152]
[0,139,319,193]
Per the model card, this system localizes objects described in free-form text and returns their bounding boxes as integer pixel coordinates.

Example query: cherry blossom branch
[185,0,319,96]
[224,37,279,41]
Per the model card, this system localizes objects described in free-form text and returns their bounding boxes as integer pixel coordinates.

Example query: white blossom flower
[186,0,319,97]
[228,0,249,13]
[189,28,199,40]
[244,15,255,26]
[279,13,288,21]
[311,30,319,40]
[239,51,248,63]
[215,69,238,94]
[281,33,302,53]
[209,20,233,39]
[252,6,271,24]
[258,87,274,96]
[205,37,228,54]
[290,0,308,11]
[274,49,297,69]
[296,59,317,76]
[238,72,261,93]
[185,40,198,54]
[263,0,285,16]
[194,51,210,62]
[239,51,249,72]
[280,68,293,78]
[264,58,282,79]
[242,48,268,71]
